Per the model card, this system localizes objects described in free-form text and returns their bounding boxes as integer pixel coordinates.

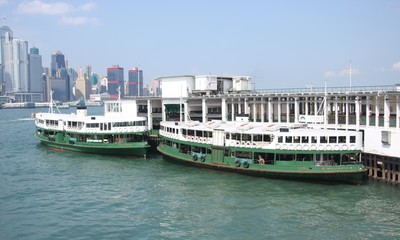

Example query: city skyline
[1,0,400,89]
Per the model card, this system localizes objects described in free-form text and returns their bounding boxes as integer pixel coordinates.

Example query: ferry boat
[34,91,150,157]
[157,115,367,183]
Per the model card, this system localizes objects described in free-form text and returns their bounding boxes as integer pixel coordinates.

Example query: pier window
[338,136,346,143]
[329,136,337,143]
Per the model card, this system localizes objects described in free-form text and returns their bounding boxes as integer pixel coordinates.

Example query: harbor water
[1,107,400,240]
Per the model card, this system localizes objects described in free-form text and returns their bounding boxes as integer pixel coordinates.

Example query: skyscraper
[0,25,13,89]
[29,47,44,94]
[107,65,124,99]
[51,50,65,77]
[127,67,143,97]
[3,37,29,94]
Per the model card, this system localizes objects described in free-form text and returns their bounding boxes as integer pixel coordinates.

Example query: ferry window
[208,132,213,138]
[188,130,194,136]
[263,135,271,142]
[329,136,337,143]
[311,136,317,143]
[278,136,283,143]
[350,136,356,143]
[232,133,241,141]
[243,134,251,141]
[253,135,262,142]
[285,136,292,143]
[226,133,230,139]
[195,131,203,137]
[293,136,300,143]
[301,136,309,143]
[338,136,346,143]
[320,136,327,143]
[183,129,187,135]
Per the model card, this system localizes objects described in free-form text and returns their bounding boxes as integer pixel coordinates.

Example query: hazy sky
[2,0,400,89]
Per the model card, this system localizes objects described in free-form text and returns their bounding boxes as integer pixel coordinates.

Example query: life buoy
[235,160,241,167]
[200,156,206,162]
[334,145,340,151]
[193,155,198,161]
[243,161,250,169]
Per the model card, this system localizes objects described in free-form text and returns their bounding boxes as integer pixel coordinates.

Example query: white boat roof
[35,112,146,122]
[162,120,358,136]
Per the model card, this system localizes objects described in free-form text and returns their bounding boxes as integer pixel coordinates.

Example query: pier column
[261,99,265,122]
[305,97,309,115]
[202,97,207,122]
[244,98,249,115]
[384,95,390,128]
[268,98,273,123]
[335,96,339,128]
[252,102,257,122]
[375,96,380,127]
[366,96,370,127]
[286,99,290,123]
[355,96,360,130]
[238,98,242,114]
[231,99,235,121]
[345,96,349,128]
[397,95,400,128]
[294,97,299,123]
[278,98,282,123]
[314,97,318,117]
[147,99,153,129]
[221,97,227,122]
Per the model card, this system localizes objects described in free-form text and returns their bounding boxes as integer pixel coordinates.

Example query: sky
[1,0,400,89]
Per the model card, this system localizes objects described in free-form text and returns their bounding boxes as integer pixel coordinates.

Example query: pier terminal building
[126,75,400,185]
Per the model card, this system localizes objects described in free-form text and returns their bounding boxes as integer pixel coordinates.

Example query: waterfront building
[107,65,124,99]
[127,67,143,97]
[0,25,14,89]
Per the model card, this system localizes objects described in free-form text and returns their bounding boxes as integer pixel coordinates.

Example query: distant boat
[157,116,367,184]
[33,90,150,157]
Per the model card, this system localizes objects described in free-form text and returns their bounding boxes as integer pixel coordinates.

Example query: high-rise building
[75,76,91,100]
[3,37,29,94]
[51,50,65,77]
[29,47,44,94]
[127,67,143,97]
[0,25,13,88]
[107,65,124,99]
[151,78,161,96]
[0,25,43,101]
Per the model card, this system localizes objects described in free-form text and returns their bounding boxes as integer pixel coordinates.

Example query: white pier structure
[129,75,400,185]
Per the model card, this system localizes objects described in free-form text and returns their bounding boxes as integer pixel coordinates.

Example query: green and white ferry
[34,92,150,157]
[157,115,367,183]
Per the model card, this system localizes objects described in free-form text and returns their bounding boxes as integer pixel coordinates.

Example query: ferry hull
[36,134,150,157]
[157,145,367,184]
